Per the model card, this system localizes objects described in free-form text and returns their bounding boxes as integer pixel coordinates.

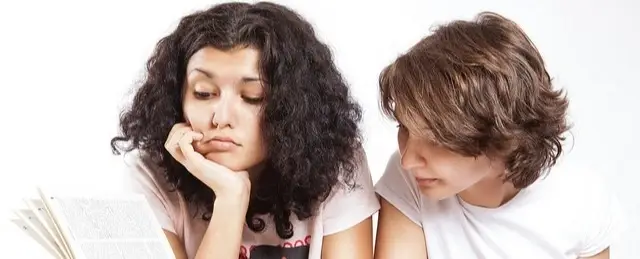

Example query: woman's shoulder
[121,150,178,200]
[121,150,189,236]
[318,148,380,235]
[123,150,162,180]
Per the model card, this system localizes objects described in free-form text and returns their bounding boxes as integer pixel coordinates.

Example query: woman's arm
[194,194,249,259]
[321,217,374,259]
[318,148,380,259]
[374,197,428,259]
[164,231,188,259]
[163,195,248,259]
[163,125,252,259]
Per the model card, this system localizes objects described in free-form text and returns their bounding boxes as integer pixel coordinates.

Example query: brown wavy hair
[379,12,570,189]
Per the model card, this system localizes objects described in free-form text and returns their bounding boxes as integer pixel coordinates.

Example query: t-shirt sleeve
[122,151,178,234]
[321,149,381,236]
[577,172,625,257]
[374,151,423,226]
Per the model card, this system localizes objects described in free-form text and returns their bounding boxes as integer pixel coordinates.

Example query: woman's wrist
[214,191,250,212]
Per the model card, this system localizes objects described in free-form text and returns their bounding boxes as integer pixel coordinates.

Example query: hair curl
[380,12,569,189]
[111,2,362,239]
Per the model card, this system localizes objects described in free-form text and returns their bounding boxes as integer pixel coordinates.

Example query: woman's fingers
[163,123,250,196]
[164,123,194,162]
[177,131,204,172]
[166,123,190,147]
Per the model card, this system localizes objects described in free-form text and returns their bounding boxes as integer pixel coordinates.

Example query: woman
[110,2,379,259]
[374,12,620,259]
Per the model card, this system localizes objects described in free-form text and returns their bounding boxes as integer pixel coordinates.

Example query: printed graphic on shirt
[239,235,311,259]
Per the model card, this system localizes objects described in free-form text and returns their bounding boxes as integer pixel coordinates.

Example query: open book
[10,188,176,259]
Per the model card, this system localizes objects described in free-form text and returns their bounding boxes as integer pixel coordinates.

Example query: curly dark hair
[110,2,362,239]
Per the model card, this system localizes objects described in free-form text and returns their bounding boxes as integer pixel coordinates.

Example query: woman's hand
[164,123,251,201]
[165,123,252,259]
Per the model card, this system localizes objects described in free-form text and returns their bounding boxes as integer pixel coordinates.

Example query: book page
[10,217,65,259]
[14,209,66,258]
[24,198,73,259]
[40,189,175,259]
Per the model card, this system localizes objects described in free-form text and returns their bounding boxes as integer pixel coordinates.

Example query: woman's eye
[194,91,213,99]
[243,96,264,105]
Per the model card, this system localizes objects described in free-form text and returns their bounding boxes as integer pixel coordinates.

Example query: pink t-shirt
[123,151,380,259]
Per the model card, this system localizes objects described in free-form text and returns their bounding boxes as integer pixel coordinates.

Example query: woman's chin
[203,152,249,172]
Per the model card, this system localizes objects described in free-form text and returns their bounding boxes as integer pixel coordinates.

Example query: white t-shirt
[375,151,622,259]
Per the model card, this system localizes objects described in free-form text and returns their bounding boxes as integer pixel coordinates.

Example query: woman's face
[182,46,267,171]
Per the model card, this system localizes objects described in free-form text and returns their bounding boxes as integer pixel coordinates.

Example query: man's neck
[458,175,519,208]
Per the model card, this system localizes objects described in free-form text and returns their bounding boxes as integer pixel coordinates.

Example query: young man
[374,12,620,259]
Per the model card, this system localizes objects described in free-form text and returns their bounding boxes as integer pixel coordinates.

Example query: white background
[0,0,638,258]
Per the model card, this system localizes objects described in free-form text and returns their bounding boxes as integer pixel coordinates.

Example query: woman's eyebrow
[190,68,260,83]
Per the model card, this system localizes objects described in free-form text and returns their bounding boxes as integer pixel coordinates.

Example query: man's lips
[415,176,439,186]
